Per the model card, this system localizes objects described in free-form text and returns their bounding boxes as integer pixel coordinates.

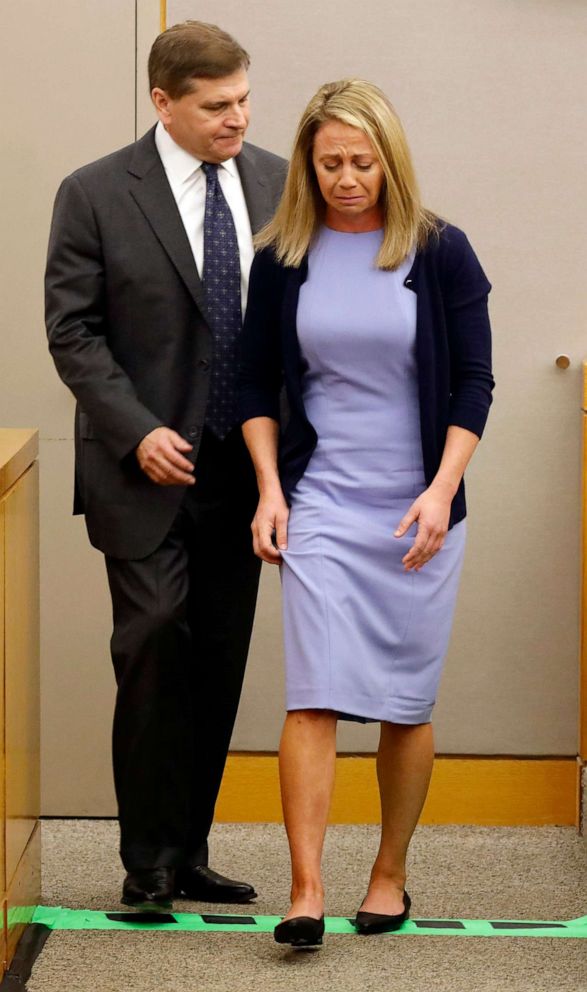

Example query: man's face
[152,69,250,163]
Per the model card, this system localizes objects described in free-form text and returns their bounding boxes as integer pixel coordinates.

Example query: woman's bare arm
[242,416,290,564]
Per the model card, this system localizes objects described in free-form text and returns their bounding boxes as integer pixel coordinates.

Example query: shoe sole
[121,897,173,913]
[274,918,325,947]
[276,936,323,948]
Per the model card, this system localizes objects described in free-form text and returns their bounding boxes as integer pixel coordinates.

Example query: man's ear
[151,88,172,124]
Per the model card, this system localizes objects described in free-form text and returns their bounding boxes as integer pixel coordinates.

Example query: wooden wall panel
[581,362,587,762]
[4,463,40,887]
[0,901,5,974]
[0,432,40,973]
[5,823,41,968]
[0,506,5,902]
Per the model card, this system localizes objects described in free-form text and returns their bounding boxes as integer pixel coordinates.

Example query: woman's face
[312,120,385,231]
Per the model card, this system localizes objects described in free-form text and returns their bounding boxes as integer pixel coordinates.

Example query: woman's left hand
[394,483,453,571]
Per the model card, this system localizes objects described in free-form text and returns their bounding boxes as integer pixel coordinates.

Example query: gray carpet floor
[27,821,587,991]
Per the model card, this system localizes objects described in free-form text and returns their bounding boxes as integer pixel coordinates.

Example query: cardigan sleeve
[237,247,285,424]
[442,228,495,439]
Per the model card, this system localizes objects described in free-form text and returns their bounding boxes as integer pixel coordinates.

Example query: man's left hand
[136,427,196,486]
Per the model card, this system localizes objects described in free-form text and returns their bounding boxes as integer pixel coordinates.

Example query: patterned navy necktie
[201,161,242,440]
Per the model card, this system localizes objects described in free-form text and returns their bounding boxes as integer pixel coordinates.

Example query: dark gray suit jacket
[45,126,287,560]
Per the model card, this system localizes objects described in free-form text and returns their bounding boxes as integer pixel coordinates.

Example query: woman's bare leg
[359,721,434,915]
[279,709,338,921]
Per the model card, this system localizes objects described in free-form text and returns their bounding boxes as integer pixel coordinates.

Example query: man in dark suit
[45,20,287,910]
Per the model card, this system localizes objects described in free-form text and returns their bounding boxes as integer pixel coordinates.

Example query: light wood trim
[0,430,38,501]
[216,755,578,826]
[5,823,41,968]
[160,0,166,32]
[581,361,587,760]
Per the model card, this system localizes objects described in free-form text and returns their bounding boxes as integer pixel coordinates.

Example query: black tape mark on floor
[489,922,567,930]
[200,914,257,925]
[415,920,466,929]
[106,913,178,925]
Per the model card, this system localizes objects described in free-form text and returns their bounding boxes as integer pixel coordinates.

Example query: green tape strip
[30,907,587,939]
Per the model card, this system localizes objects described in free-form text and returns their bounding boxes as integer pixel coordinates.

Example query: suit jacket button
[199,359,210,373]
[187,426,200,439]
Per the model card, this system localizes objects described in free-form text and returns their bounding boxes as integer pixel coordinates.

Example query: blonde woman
[238,79,493,946]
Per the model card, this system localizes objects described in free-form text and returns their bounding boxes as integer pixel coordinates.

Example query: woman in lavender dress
[239,79,493,945]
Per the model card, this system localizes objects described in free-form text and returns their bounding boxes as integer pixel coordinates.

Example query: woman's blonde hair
[256,78,438,270]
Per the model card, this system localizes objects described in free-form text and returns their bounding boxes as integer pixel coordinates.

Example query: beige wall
[0,0,584,813]
[1,0,157,815]
[169,0,586,754]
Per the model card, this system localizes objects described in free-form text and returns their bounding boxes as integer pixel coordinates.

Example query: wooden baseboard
[215,755,579,826]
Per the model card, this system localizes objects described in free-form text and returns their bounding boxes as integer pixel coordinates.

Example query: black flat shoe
[274,915,325,947]
[121,868,175,911]
[174,865,257,904]
[354,891,411,935]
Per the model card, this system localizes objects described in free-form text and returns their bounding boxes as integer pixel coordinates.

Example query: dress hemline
[285,690,434,725]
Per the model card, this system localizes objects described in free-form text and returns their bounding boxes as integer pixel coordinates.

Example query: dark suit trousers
[105,428,261,870]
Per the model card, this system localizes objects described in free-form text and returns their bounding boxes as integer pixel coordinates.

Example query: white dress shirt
[154,120,254,312]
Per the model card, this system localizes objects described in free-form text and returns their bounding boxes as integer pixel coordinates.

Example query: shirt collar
[155,121,238,184]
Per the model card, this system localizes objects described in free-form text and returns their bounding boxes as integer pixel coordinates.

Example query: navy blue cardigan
[238,222,494,528]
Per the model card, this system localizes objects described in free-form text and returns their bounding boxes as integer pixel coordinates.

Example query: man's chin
[215,136,244,159]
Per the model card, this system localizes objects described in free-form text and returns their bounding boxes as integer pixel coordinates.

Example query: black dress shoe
[274,915,325,947]
[174,865,257,904]
[354,890,411,935]
[121,868,175,911]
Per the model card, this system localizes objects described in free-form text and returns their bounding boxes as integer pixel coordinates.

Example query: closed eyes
[204,96,249,113]
[322,162,374,172]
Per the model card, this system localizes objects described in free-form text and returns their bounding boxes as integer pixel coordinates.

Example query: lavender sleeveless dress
[279,227,466,724]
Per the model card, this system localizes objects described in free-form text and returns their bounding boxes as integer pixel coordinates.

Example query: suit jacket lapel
[127,128,210,320]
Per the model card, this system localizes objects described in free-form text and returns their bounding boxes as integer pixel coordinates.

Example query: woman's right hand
[251,486,290,564]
